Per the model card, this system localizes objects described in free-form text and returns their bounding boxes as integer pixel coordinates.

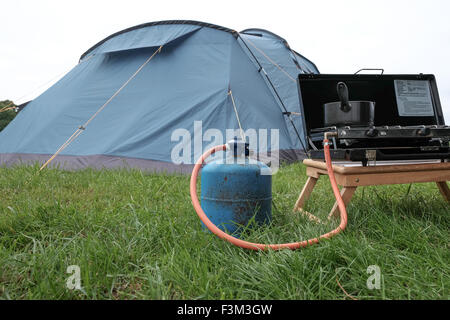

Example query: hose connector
[324,131,337,147]
[226,138,249,157]
[324,131,337,140]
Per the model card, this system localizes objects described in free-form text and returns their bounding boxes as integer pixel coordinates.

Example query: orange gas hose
[190,138,347,250]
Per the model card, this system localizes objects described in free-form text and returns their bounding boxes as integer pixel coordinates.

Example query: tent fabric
[0,20,319,172]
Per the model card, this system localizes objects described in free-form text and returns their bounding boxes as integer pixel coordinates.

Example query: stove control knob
[365,128,378,137]
[417,128,431,136]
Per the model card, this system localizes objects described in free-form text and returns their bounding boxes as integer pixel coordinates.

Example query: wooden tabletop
[303,159,450,175]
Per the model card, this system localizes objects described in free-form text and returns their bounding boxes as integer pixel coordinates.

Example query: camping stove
[297,73,450,165]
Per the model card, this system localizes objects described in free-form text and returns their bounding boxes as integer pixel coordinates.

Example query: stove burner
[308,125,450,165]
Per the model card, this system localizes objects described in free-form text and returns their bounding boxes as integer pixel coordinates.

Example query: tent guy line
[39,45,164,171]
[242,36,297,83]
[227,89,245,142]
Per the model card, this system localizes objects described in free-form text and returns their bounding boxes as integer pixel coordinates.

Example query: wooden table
[294,159,450,219]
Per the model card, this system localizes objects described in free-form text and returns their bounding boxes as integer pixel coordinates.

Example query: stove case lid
[297,73,445,135]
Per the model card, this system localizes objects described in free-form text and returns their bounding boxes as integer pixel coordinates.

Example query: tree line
[0,100,18,132]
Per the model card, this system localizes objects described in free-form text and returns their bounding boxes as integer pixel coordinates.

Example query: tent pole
[237,35,308,157]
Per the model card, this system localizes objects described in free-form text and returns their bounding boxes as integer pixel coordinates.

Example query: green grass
[0,163,448,300]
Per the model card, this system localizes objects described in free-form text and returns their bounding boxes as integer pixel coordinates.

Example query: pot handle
[337,82,351,112]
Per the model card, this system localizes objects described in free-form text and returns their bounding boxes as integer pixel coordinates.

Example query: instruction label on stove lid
[394,80,435,117]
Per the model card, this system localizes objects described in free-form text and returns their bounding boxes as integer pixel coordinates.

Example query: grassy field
[0,163,448,300]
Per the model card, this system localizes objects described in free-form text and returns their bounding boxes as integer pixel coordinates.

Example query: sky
[1,0,449,123]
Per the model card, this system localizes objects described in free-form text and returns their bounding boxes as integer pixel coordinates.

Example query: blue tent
[0,20,318,172]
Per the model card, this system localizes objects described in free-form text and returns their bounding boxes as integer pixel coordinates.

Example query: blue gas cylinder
[200,142,272,235]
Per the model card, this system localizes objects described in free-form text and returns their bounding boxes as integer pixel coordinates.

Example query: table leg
[293,176,318,212]
[328,187,357,219]
[436,182,450,202]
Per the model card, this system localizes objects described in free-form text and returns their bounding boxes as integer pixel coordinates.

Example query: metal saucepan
[323,82,375,127]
